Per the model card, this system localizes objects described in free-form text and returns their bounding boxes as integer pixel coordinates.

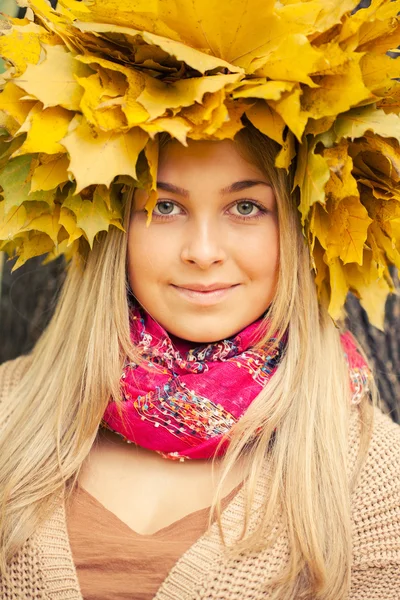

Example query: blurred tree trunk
[0,255,399,424]
[0,256,66,363]
[345,273,400,423]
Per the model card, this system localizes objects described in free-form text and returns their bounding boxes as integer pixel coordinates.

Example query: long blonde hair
[0,124,375,598]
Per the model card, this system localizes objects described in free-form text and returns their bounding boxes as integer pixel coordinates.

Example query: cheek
[240,222,280,282]
[127,220,173,290]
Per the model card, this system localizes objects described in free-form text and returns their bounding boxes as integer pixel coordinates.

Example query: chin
[172,320,247,344]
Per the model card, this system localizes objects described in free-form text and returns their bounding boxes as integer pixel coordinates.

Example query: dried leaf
[61,117,148,192]
[295,140,330,223]
[138,73,241,120]
[0,82,36,126]
[31,154,70,191]
[252,34,323,87]
[18,204,61,243]
[325,196,372,265]
[245,100,285,145]
[0,22,42,76]
[12,232,54,270]
[332,106,400,143]
[0,155,55,212]
[327,257,348,321]
[14,45,89,111]
[75,21,242,75]
[344,256,391,330]
[14,103,73,156]
[63,186,119,246]
[59,206,83,245]
[301,57,371,121]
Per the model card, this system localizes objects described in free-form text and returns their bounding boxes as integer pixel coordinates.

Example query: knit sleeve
[350,407,400,599]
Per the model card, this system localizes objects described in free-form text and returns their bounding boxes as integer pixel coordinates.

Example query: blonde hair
[0,124,375,598]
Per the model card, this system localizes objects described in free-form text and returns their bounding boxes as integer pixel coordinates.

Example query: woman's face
[128,138,279,343]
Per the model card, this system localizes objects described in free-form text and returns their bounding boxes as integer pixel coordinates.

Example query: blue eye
[235,201,257,216]
[154,201,176,215]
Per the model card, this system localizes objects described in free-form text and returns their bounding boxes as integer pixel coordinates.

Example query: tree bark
[0,256,66,363]
[345,273,400,422]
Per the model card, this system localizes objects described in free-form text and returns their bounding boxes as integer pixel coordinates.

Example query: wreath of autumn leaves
[0,0,399,328]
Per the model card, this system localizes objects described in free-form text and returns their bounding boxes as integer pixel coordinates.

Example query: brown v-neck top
[66,484,240,600]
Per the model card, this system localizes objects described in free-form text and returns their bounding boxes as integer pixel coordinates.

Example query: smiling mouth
[170,284,239,305]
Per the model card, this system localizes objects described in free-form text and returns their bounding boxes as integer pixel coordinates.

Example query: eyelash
[152,200,268,222]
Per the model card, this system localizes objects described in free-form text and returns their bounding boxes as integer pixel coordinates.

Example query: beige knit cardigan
[0,355,399,600]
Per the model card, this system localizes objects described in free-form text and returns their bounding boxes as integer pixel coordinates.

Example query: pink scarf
[101,308,371,460]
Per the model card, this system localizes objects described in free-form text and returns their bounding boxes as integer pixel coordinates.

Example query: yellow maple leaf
[378,82,400,116]
[206,100,246,140]
[0,202,27,240]
[181,90,226,126]
[63,186,120,246]
[325,196,373,265]
[18,204,61,244]
[58,0,167,35]
[0,22,42,76]
[278,0,360,35]
[232,81,295,102]
[140,117,191,146]
[138,73,241,121]
[270,87,309,142]
[344,256,392,330]
[332,106,400,143]
[245,100,285,145]
[75,21,241,75]
[12,232,55,270]
[13,103,73,156]
[327,257,349,321]
[61,117,148,192]
[351,136,400,182]
[301,57,372,121]
[312,239,330,308]
[76,71,128,131]
[43,237,79,263]
[275,132,296,171]
[369,222,400,270]
[31,154,70,192]
[143,138,159,224]
[0,82,36,127]
[295,140,330,223]
[341,0,400,55]
[360,53,400,97]
[75,54,149,127]
[251,34,323,87]
[13,45,90,111]
[59,206,84,245]
[323,141,359,203]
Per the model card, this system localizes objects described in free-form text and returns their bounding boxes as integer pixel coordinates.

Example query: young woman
[0,123,399,600]
[1,0,400,598]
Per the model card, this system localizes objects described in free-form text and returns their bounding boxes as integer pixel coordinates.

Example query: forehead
[157,138,267,183]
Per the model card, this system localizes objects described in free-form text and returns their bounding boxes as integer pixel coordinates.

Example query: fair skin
[78,139,280,534]
[128,138,279,342]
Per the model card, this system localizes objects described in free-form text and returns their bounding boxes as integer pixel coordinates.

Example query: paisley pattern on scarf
[101,307,371,460]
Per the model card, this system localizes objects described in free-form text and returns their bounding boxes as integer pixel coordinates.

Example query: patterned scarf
[101,307,371,461]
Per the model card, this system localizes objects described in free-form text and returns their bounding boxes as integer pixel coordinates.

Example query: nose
[181,218,227,269]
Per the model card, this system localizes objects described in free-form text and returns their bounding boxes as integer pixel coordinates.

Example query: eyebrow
[156,180,270,197]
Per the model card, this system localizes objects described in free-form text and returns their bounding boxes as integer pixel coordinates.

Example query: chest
[77,428,246,535]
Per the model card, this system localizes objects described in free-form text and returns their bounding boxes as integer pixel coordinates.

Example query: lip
[171,283,239,305]
[174,283,236,292]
